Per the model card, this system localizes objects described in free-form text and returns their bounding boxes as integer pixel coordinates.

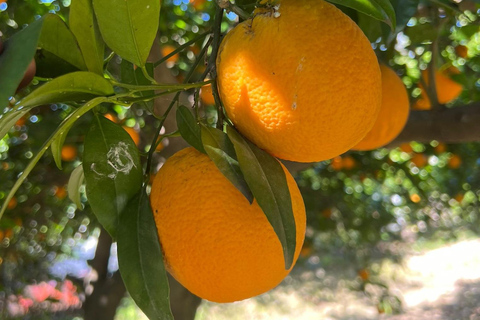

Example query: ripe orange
[150,147,306,303]
[454,193,464,203]
[104,113,118,123]
[200,84,216,105]
[358,269,369,281]
[190,0,206,10]
[331,157,343,171]
[161,45,179,64]
[399,143,413,153]
[448,154,461,169]
[7,197,17,210]
[353,65,410,150]
[434,143,447,154]
[342,156,356,170]
[413,67,463,110]
[61,145,77,162]
[122,126,140,146]
[455,45,468,59]
[55,186,67,200]
[410,153,428,168]
[410,194,421,203]
[217,0,381,162]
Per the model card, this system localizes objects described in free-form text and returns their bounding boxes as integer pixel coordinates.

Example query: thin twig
[215,0,250,20]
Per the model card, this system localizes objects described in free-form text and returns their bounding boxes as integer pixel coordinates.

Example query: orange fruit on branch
[217,0,381,162]
[413,67,463,110]
[150,147,306,302]
[61,145,77,162]
[353,65,410,151]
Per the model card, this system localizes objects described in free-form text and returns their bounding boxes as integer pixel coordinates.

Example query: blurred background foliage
[1,0,480,318]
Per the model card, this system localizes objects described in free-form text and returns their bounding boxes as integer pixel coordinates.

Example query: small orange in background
[434,143,447,154]
[342,156,356,170]
[454,193,464,203]
[190,0,206,10]
[331,156,343,171]
[300,242,313,258]
[123,126,140,146]
[161,45,179,64]
[358,269,370,281]
[7,197,17,210]
[61,145,77,162]
[399,143,413,153]
[321,208,333,219]
[104,113,118,123]
[413,67,463,110]
[15,116,26,127]
[55,186,67,200]
[455,45,468,59]
[410,194,421,203]
[200,84,216,105]
[410,153,428,168]
[352,64,410,151]
[0,230,4,241]
[448,154,462,169]
[5,229,13,239]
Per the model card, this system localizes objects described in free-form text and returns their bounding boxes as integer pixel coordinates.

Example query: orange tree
[1,0,480,319]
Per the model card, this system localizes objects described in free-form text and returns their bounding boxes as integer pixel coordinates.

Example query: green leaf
[20,71,114,108]
[327,0,396,29]
[68,165,85,209]
[176,105,205,154]
[83,116,143,238]
[35,50,80,78]
[0,17,44,109]
[226,127,296,270]
[0,97,107,221]
[93,0,161,67]
[0,109,29,140]
[51,121,75,170]
[39,14,87,71]
[118,190,174,320]
[200,125,253,203]
[121,60,154,112]
[70,0,105,75]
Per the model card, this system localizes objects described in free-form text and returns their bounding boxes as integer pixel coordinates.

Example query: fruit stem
[208,6,226,129]
[215,0,250,21]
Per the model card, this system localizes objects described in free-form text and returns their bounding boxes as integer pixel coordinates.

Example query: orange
[434,143,447,154]
[61,145,77,162]
[7,197,17,210]
[455,45,468,59]
[161,45,179,64]
[448,154,461,169]
[200,84,216,105]
[216,0,381,162]
[342,156,356,170]
[300,242,312,258]
[331,156,343,171]
[150,147,306,303]
[122,126,140,146]
[454,193,464,203]
[353,65,410,150]
[190,0,206,10]
[321,208,332,219]
[410,153,428,168]
[399,143,413,153]
[55,186,67,200]
[5,229,13,239]
[104,113,118,123]
[413,67,463,110]
[358,269,369,281]
[0,230,4,241]
[410,194,421,203]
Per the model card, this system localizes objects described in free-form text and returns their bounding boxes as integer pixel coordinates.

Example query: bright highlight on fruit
[353,65,410,151]
[216,0,381,163]
[150,147,306,303]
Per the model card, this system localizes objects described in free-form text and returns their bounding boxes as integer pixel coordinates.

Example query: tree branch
[391,102,480,144]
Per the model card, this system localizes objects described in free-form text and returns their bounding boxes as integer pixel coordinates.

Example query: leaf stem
[144,36,214,180]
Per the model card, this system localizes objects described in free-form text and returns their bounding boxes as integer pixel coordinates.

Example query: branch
[391,102,480,144]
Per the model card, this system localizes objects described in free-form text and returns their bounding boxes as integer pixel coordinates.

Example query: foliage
[0,0,480,318]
